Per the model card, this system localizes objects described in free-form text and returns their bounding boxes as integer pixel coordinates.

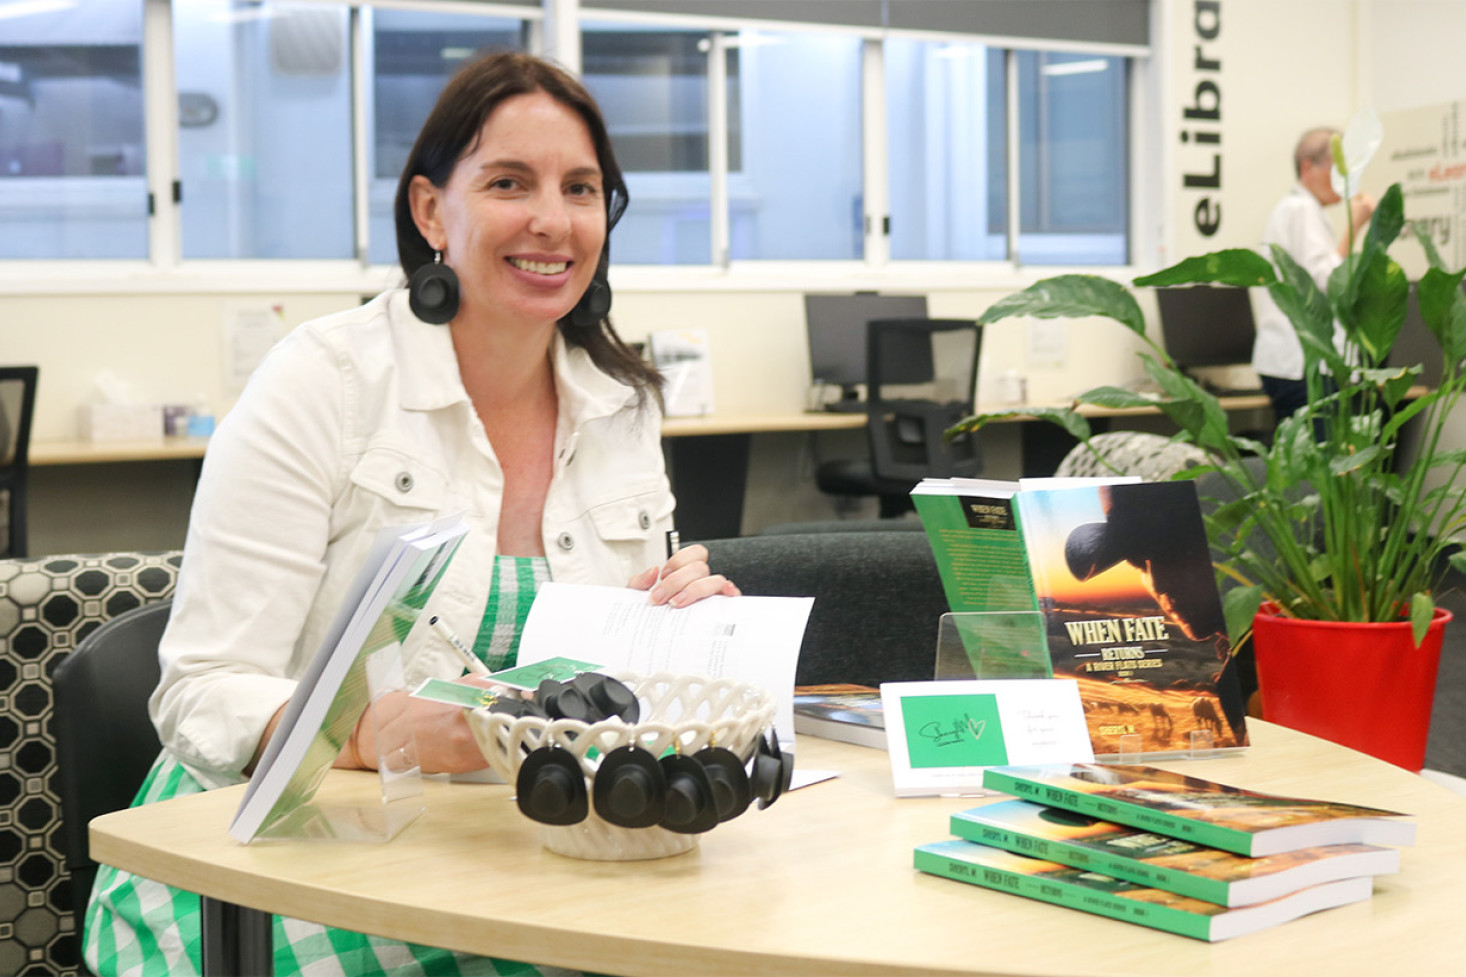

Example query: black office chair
[54,600,169,918]
[0,366,38,558]
[816,319,983,517]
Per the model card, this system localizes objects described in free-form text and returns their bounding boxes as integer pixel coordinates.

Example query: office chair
[54,600,169,918]
[816,319,983,517]
[0,366,38,558]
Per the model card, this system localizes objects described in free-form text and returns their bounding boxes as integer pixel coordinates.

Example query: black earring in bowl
[694,745,752,822]
[409,250,460,324]
[593,745,666,828]
[750,729,795,810]
[516,747,587,825]
[659,751,720,835]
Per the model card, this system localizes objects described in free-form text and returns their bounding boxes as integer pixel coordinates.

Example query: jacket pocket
[584,482,674,543]
[346,447,448,513]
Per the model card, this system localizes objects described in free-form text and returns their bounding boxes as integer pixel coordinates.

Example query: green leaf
[1351,254,1409,362]
[1449,549,1466,577]
[976,275,1146,337]
[1267,246,1333,351]
[1361,183,1407,263]
[1417,266,1466,365]
[1414,221,1449,271]
[945,406,1093,444]
[1221,585,1264,652]
[1327,443,1382,475]
[1133,249,1278,288]
[1297,330,1353,381]
[1073,385,1165,410]
[1410,592,1435,647]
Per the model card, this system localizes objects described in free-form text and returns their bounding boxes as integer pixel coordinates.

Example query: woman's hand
[340,678,495,774]
[627,542,740,608]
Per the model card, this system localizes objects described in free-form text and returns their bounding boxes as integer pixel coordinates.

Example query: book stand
[933,612,1053,680]
[254,642,426,843]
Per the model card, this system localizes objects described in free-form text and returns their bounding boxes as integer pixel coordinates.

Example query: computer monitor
[1155,285,1257,376]
[804,293,930,406]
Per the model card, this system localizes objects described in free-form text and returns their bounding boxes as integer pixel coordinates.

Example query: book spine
[913,847,1209,941]
[949,817,1228,905]
[981,769,1254,856]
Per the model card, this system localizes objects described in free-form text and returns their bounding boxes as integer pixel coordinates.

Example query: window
[581,24,715,265]
[0,0,147,259]
[886,38,1008,262]
[1016,51,1128,265]
[175,0,354,259]
[367,8,525,266]
[581,23,863,264]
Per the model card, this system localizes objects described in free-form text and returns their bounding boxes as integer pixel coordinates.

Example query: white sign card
[879,679,1094,797]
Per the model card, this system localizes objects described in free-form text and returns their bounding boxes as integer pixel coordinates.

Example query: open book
[230,514,468,843]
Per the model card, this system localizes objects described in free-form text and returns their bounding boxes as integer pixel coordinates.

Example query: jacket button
[557,532,575,551]
[638,510,651,530]
[395,471,414,493]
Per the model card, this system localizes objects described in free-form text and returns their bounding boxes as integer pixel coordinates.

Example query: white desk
[91,721,1466,977]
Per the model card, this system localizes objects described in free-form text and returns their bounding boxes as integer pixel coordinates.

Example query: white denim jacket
[150,289,674,787]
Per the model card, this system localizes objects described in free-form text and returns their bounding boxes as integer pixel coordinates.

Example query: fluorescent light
[1042,59,1109,77]
[441,47,474,61]
[0,0,79,22]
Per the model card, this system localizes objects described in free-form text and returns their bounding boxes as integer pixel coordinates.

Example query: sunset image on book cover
[1012,481,1247,755]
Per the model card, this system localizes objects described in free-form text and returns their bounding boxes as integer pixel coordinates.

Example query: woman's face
[412,90,607,329]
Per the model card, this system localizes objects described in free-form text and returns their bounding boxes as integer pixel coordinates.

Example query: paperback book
[230,515,468,843]
[980,763,1416,857]
[913,838,1374,942]
[793,684,886,749]
[950,798,1401,906]
[911,477,1248,757]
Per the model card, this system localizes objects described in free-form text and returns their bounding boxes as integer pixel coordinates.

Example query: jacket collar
[388,288,638,425]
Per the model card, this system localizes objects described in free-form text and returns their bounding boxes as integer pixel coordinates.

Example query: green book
[951,798,1400,906]
[230,515,468,843]
[910,479,1037,616]
[981,763,1416,857]
[914,839,1374,942]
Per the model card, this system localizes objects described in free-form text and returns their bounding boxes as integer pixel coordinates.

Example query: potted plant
[952,167,1466,770]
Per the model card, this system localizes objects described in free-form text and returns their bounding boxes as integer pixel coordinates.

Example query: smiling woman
[81,51,738,977]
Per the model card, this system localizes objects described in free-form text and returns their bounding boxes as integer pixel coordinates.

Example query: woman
[84,51,736,977]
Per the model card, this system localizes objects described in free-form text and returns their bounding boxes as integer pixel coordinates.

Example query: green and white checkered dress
[83,556,553,977]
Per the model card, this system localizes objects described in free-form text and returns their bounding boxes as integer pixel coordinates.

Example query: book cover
[913,839,1374,942]
[981,763,1417,857]
[1011,480,1249,755]
[230,516,468,843]
[950,798,1401,906]
[910,479,1037,616]
[793,684,886,749]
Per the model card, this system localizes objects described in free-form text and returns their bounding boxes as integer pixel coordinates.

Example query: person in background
[1251,127,1376,420]
[84,50,737,977]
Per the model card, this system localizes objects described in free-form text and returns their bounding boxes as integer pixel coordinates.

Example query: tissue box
[80,404,164,442]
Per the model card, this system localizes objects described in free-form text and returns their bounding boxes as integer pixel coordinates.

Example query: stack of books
[914,763,1416,941]
[792,684,885,749]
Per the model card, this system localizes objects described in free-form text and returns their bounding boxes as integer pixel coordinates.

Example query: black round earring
[408,251,460,325]
[568,273,612,328]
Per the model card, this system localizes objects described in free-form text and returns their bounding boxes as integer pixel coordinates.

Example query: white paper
[880,678,1094,798]
[650,329,715,416]
[516,582,812,747]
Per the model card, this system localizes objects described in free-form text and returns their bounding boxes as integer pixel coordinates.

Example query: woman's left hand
[627,542,740,607]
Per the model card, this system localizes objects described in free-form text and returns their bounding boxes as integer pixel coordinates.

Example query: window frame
[0,0,1155,297]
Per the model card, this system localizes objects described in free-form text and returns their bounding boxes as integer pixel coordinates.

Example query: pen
[665,529,680,561]
[427,614,490,676]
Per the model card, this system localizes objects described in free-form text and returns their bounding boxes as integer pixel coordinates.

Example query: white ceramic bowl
[468,672,777,860]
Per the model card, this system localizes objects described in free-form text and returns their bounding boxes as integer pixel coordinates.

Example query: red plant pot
[1252,605,1452,771]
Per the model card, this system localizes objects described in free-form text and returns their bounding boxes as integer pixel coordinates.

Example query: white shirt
[151,289,674,787]
[1252,184,1341,381]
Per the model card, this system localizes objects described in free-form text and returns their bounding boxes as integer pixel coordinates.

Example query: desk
[28,398,1265,545]
[91,721,1466,977]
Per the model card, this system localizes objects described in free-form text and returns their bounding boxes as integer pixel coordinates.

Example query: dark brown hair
[394,51,659,398]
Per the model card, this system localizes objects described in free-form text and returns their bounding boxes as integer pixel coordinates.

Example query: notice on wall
[223,302,290,395]
[1367,100,1466,278]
